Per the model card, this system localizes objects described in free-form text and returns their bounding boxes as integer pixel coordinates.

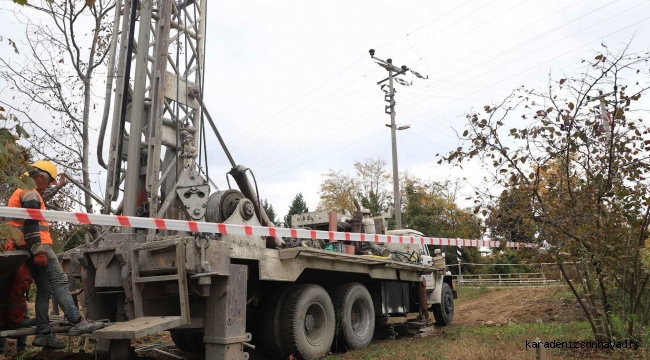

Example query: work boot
[68,318,105,336]
[32,334,66,349]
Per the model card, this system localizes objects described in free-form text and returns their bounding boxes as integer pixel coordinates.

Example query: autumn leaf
[12,0,27,5]
[86,0,96,6]
[559,79,566,85]
[14,124,30,139]
[568,102,575,111]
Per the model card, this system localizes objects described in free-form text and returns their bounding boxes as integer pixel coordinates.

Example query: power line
[211,2,644,180]
[384,0,646,133]
[400,11,650,132]
[217,1,512,151]
[377,0,478,50]
[416,0,621,89]
[225,55,367,145]
[265,9,650,180]
[257,129,385,181]
[227,0,604,150]
[205,82,374,161]
[394,0,500,58]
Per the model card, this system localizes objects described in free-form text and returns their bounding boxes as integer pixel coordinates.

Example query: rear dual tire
[280,284,336,360]
[170,329,204,353]
[330,283,375,351]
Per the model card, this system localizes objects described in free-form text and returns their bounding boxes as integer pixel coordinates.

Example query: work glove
[33,252,48,268]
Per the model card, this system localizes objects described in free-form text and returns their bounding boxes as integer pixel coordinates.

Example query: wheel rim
[350,298,370,337]
[444,291,454,316]
[304,302,327,346]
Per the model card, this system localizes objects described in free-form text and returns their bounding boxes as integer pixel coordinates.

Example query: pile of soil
[453,286,586,327]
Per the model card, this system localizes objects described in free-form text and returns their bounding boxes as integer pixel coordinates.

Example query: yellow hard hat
[29,160,58,184]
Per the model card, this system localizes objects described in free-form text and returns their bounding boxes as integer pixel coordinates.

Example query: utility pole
[588,90,615,141]
[369,49,426,230]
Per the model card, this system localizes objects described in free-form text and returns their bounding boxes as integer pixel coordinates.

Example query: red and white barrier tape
[0,207,526,248]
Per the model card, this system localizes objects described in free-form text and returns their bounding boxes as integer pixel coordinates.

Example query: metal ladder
[93,240,190,344]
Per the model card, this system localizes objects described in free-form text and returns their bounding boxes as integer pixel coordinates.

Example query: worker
[0,242,32,357]
[7,160,104,349]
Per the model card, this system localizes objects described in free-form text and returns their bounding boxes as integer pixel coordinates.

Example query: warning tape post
[0,207,526,248]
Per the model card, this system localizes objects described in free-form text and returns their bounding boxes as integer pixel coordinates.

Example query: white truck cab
[387,229,457,323]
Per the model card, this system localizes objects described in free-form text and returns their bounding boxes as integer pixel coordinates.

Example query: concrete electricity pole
[587,90,615,141]
[369,49,426,230]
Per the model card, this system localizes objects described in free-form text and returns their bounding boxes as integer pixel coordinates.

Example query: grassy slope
[326,286,647,360]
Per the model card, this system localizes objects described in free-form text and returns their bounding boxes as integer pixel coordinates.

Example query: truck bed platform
[278,247,439,274]
[93,316,184,340]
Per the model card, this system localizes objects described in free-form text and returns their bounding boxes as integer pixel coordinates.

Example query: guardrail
[452,273,561,286]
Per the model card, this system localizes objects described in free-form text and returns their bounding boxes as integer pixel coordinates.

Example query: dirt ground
[452,286,585,327]
[3,286,587,360]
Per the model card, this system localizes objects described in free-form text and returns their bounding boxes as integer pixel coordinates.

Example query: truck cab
[386,229,458,312]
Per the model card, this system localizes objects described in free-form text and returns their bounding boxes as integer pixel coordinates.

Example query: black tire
[330,283,375,351]
[170,329,204,353]
[279,284,336,360]
[432,283,454,326]
[375,314,389,326]
[259,287,290,359]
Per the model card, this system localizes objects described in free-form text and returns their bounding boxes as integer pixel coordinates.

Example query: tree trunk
[80,18,101,215]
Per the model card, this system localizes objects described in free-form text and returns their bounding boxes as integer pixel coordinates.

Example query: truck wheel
[170,329,204,353]
[259,287,290,358]
[432,283,454,326]
[375,314,389,326]
[170,329,191,352]
[330,283,375,351]
[280,284,335,360]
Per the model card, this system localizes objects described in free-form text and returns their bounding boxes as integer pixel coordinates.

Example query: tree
[353,158,392,216]
[0,112,33,248]
[1,0,117,214]
[400,176,484,273]
[317,170,356,214]
[485,186,536,244]
[261,198,278,224]
[318,158,393,215]
[441,45,650,342]
[1,109,86,251]
[284,193,309,228]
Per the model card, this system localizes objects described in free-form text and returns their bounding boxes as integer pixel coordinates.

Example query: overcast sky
[2,0,649,220]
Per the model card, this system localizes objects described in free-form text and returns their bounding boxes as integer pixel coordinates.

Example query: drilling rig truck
[0,0,456,359]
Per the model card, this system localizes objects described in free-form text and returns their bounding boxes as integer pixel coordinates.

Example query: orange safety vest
[6,188,52,246]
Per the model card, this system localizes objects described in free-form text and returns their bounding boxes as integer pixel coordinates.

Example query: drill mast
[102,0,209,228]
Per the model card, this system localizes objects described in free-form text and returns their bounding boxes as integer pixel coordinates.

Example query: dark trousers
[25,245,81,334]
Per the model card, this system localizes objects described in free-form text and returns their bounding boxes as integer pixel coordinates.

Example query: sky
[1,0,649,220]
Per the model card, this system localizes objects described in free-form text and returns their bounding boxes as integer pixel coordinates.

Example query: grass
[325,284,649,360]
[324,321,641,360]
[454,286,493,302]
